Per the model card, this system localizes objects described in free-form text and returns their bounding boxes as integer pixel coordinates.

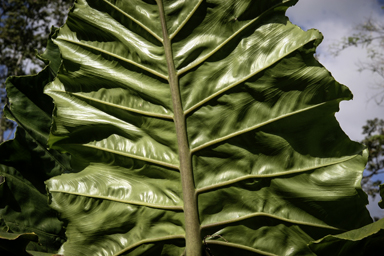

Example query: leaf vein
[113,235,186,256]
[184,37,319,115]
[201,213,342,231]
[49,190,184,211]
[55,91,174,120]
[191,102,328,153]
[4,106,70,173]
[102,0,163,42]
[204,241,278,256]
[169,0,204,40]
[82,144,180,170]
[195,154,358,194]
[55,38,168,80]
[177,0,294,76]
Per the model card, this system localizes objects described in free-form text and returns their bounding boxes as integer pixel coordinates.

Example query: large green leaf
[44,0,373,255]
[0,28,70,254]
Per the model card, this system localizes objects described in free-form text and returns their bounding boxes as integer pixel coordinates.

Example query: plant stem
[156,1,202,255]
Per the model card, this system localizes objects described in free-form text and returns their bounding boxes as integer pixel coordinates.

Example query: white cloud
[287,0,384,141]
[288,0,381,29]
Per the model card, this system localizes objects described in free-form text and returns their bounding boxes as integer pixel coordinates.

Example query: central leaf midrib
[157,0,202,255]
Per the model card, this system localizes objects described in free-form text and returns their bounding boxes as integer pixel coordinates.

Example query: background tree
[361,118,384,198]
[331,16,384,104]
[0,0,73,143]
[331,13,384,198]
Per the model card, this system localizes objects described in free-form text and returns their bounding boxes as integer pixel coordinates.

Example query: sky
[287,0,384,218]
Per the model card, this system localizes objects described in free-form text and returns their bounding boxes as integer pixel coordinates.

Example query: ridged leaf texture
[44,0,373,255]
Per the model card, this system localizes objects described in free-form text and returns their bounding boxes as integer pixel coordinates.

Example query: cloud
[288,0,382,28]
[287,0,384,142]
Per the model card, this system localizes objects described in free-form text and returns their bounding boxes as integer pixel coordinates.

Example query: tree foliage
[0,0,73,143]
[331,16,384,104]
[330,9,384,200]
[361,118,384,197]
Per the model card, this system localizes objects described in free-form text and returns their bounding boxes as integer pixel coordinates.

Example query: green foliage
[0,29,70,255]
[0,0,72,78]
[1,0,384,255]
[361,118,384,197]
[379,183,384,209]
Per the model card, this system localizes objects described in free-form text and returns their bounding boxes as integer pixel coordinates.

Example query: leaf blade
[44,1,373,255]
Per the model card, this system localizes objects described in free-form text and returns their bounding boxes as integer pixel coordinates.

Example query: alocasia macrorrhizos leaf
[44,0,373,255]
[0,28,70,255]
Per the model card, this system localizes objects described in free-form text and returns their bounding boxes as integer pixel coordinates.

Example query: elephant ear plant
[1,0,384,255]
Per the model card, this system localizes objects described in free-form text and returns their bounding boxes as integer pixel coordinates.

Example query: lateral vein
[169,0,204,40]
[184,37,319,115]
[82,144,180,170]
[56,38,168,80]
[102,0,163,42]
[49,190,183,211]
[190,102,328,153]
[203,241,278,256]
[195,154,357,194]
[61,91,174,120]
[201,212,342,231]
[177,0,293,76]
[113,235,186,256]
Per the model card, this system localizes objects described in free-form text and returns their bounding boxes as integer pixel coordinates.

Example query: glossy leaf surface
[45,0,373,255]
